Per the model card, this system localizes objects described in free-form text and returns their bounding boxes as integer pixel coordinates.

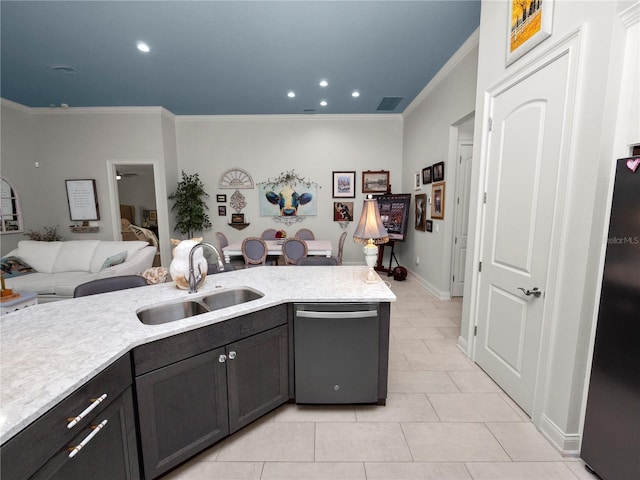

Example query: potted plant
[168,171,212,238]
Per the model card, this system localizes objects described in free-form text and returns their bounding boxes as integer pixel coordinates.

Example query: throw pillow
[1,256,36,277]
[101,251,127,270]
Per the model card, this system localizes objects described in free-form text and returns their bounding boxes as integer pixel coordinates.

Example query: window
[1,177,23,234]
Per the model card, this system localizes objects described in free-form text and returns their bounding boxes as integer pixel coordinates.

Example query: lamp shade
[353,197,389,245]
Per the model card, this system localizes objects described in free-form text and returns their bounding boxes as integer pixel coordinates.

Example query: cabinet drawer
[133,304,287,375]
[1,354,132,480]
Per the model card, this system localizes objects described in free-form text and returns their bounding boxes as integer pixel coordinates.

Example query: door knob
[517,287,542,298]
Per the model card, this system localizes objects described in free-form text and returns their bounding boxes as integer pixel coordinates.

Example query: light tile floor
[162,277,598,480]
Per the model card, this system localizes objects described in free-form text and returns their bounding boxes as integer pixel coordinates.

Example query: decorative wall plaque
[219,168,254,189]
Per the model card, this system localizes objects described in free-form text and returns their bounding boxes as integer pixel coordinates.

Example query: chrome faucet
[188,242,225,293]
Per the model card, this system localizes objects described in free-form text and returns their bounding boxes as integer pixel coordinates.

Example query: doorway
[106,159,168,266]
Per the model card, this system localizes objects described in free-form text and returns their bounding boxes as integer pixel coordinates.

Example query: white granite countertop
[0,266,395,442]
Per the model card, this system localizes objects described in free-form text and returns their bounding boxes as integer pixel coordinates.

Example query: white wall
[462,0,635,453]
[175,115,404,264]
[400,33,479,298]
[0,101,38,253]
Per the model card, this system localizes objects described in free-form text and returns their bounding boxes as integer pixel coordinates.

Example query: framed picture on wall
[506,0,554,66]
[65,179,100,221]
[216,194,227,202]
[332,171,356,198]
[415,194,427,231]
[432,162,445,182]
[422,166,432,184]
[218,206,226,216]
[414,172,421,190]
[426,220,433,232]
[333,201,354,222]
[362,171,390,194]
[431,182,445,220]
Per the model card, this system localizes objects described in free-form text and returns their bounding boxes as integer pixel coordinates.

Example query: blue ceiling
[1,1,481,116]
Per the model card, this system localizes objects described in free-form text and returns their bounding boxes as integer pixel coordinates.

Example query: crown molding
[0,98,33,113]
[175,113,403,122]
[620,1,640,28]
[403,27,480,118]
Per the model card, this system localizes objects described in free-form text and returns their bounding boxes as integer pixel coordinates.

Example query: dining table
[222,239,332,264]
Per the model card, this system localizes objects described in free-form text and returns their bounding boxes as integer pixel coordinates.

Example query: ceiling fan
[116,170,138,180]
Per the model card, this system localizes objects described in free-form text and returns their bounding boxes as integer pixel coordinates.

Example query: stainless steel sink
[137,288,264,325]
[201,288,263,311]
[137,300,209,325]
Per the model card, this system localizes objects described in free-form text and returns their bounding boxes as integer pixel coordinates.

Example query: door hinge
[488,118,493,131]
[483,192,487,204]
[474,326,478,336]
[457,197,460,205]
[459,155,462,164]
[454,237,458,244]
[478,261,482,272]
[452,275,455,282]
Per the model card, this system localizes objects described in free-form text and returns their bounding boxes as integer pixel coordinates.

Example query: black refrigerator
[581,156,640,480]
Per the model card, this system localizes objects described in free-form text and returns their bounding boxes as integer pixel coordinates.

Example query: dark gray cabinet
[0,354,139,480]
[133,306,289,480]
[136,348,229,480]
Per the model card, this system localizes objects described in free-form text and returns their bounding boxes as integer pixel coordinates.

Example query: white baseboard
[407,270,450,300]
[457,336,471,356]
[539,414,581,456]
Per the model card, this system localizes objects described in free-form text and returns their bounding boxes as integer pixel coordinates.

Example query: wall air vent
[48,64,77,74]
[303,109,316,113]
[376,97,403,111]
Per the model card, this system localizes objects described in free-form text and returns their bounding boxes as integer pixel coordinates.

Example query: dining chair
[73,275,148,297]
[282,238,308,265]
[294,228,315,240]
[241,237,268,267]
[261,228,278,240]
[215,231,229,251]
[333,231,347,265]
[296,256,338,266]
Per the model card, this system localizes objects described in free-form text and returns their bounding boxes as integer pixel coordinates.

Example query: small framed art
[431,182,445,220]
[414,172,421,190]
[415,194,427,231]
[332,171,356,198]
[426,220,433,232]
[422,166,432,185]
[432,162,445,182]
[507,0,554,66]
[218,206,227,216]
[231,213,245,224]
[333,201,354,222]
[216,194,227,202]
[362,171,390,194]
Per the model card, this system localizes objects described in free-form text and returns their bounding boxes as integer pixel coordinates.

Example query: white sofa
[3,240,156,302]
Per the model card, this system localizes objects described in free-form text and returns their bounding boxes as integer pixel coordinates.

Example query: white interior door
[475,51,571,415]
[451,142,473,297]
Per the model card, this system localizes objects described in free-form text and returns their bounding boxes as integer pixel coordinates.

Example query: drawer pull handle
[67,393,107,429]
[68,420,108,458]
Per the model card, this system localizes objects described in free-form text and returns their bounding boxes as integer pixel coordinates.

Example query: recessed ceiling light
[320,100,327,107]
[137,41,150,53]
[287,91,296,98]
[319,80,328,87]
[352,91,360,98]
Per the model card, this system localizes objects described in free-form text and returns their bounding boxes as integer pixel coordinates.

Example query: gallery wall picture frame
[218,205,227,216]
[65,179,100,221]
[333,201,354,222]
[332,171,356,198]
[414,172,422,190]
[422,166,432,184]
[426,220,433,232]
[216,194,227,202]
[231,213,245,224]
[431,182,446,220]
[432,162,445,182]
[362,170,390,194]
[414,194,427,231]
[506,0,554,66]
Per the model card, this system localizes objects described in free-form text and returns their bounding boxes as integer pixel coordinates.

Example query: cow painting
[265,185,313,216]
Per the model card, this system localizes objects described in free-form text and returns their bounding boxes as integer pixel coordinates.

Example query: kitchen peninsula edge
[0,266,396,443]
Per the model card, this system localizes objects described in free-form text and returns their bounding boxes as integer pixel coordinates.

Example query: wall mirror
[1,177,23,234]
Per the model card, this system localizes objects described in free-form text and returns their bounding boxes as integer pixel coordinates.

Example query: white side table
[1,291,38,315]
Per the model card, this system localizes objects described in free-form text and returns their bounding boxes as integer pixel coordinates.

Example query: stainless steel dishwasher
[294,303,379,404]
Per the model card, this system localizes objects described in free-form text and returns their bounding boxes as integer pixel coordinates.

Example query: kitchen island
[0,266,395,479]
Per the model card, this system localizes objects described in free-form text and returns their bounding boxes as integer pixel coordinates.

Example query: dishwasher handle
[296,309,377,319]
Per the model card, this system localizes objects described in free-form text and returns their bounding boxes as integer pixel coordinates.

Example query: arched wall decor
[218,168,254,189]
[1,177,23,234]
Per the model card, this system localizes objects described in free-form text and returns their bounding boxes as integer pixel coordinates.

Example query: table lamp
[353,195,389,283]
